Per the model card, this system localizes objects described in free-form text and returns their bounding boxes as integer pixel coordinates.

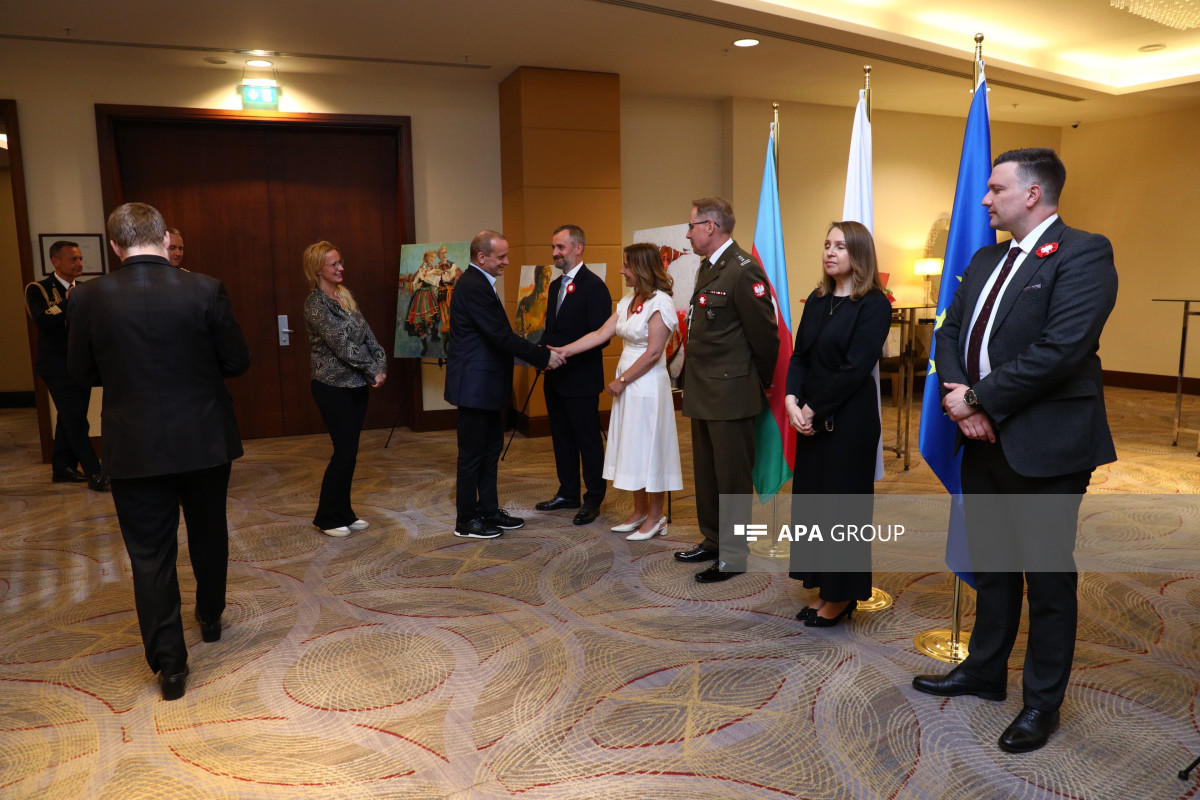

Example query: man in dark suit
[535,224,612,525]
[675,197,779,583]
[445,230,563,539]
[24,241,109,490]
[912,148,1118,753]
[68,203,250,700]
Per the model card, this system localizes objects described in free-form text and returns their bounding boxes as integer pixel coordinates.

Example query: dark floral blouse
[303,288,387,388]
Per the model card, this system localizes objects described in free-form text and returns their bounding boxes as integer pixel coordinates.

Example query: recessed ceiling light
[246,59,274,68]
[733,38,759,47]
[1137,43,1167,52]
[203,56,227,65]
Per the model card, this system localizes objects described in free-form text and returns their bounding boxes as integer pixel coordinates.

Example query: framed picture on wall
[38,233,107,278]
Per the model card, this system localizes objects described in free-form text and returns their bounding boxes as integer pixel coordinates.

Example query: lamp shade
[913,257,943,276]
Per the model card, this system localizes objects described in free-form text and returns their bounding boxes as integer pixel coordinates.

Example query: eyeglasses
[687,219,719,231]
[328,260,344,268]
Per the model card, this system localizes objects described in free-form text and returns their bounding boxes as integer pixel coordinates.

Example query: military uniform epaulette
[736,253,753,266]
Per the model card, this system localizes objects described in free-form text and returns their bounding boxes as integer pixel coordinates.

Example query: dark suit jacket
[540,263,612,397]
[24,274,74,378]
[936,217,1118,477]
[67,254,251,480]
[681,240,780,420]
[444,265,551,410]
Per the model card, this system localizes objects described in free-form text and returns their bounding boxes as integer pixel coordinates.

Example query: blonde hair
[303,241,359,314]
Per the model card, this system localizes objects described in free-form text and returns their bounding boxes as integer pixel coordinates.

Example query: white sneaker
[626,516,668,541]
[611,515,648,533]
[319,526,352,537]
[348,519,370,531]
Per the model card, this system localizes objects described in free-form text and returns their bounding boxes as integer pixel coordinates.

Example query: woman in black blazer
[784,221,892,627]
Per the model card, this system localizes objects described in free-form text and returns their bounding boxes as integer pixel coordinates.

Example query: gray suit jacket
[935,217,1118,477]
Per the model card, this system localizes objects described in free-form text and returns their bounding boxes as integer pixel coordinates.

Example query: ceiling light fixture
[733,38,759,47]
[1111,0,1200,31]
[246,58,273,67]
[1137,43,1168,52]
[204,56,227,64]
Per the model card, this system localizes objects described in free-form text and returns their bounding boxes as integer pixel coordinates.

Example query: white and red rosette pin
[1035,242,1059,258]
[698,295,708,306]
[566,282,577,294]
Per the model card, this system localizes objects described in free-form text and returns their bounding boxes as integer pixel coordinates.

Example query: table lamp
[913,258,943,306]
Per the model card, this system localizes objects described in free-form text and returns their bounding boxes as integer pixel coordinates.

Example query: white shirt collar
[1012,213,1060,254]
[562,262,585,282]
[53,273,75,292]
[470,262,497,288]
[707,238,733,265]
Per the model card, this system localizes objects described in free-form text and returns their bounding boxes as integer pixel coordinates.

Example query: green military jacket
[681,240,780,420]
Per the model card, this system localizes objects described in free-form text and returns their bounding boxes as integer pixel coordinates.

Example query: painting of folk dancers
[394,241,468,358]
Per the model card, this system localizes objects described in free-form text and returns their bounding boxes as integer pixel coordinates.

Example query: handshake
[545,345,569,371]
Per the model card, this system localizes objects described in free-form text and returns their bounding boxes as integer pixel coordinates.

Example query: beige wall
[1061,108,1200,377]
[0,168,33,393]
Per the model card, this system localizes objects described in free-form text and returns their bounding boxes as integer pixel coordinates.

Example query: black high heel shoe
[795,606,819,622]
[804,600,856,628]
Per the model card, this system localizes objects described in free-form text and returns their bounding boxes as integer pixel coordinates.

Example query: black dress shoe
[796,607,817,622]
[999,705,1060,753]
[195,608,221,643]
[695,563,743,583]
[912,666,1007,701]
[535,496,581,511]
[52,468,87,483]
[454,518,503,539]
[487,509,525,530]
[160,666,190,701]
[805,600,856,628]
[673,545,718,563]
[573,505,599,525]
[87,473,111,492]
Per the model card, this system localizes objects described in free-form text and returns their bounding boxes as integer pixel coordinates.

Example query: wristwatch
[963,387,980,409]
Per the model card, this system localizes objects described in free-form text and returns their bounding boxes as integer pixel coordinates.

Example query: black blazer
[935,217,1118,477]
[67,254,251,479]
[24,274,74,378]
[444,265,551,410]
[540,264,612,397]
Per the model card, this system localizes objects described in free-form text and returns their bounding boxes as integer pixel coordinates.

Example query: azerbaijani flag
[917,67,995,588]
[751,125,795,497]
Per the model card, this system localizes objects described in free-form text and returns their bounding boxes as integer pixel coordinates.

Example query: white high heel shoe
[626,516,668,541]
[611,515,648,533]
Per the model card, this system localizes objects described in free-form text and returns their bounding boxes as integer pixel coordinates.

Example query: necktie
[557,275,571,314]
[966,245,1021,385]
[700,258,712,272]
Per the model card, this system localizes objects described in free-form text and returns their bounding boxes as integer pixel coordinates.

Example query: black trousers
[544,387,606,506]
[455,406,503,526]
[690,416,754,567]
[311,380,369,529]
[43,375,101,475]
[959,436,1091,711]
[110,462,232,676]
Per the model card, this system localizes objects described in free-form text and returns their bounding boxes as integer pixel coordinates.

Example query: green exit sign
[241,82,279,111]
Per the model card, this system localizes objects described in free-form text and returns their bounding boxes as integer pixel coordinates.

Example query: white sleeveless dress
[602,292,684,492]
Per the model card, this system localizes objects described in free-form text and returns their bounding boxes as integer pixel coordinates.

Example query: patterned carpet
[1,387,1198,799]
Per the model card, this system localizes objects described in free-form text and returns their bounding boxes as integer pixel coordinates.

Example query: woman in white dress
[551,243,683,541]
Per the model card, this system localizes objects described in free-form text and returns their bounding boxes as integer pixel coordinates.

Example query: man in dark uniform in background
[536,224,612,525]
[23,240,109,491]
[675,197,779,583]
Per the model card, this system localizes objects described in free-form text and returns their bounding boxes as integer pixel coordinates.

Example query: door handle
[278,315,295,346]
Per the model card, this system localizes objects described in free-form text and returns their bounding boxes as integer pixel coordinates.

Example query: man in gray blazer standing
[69,203,250,700]
[912,149,1118,753]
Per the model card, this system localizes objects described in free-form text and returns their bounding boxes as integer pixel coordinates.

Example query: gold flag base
[857,586,893,612]
[913,629,971,663]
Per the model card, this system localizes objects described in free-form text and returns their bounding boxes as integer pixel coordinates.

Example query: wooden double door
[98,107,418,439]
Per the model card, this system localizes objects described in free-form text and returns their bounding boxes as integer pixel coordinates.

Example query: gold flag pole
[857,63,892,613]
[913,35,985,661]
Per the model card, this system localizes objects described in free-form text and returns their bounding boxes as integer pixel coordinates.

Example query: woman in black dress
[784,221,892,627]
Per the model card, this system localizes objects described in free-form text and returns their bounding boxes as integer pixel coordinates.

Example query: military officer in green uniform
[674,197,779,583]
